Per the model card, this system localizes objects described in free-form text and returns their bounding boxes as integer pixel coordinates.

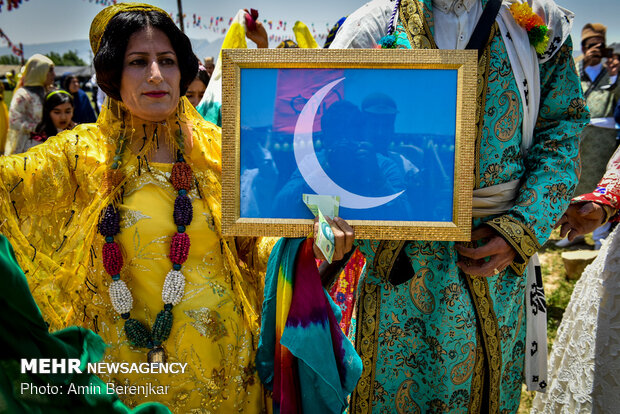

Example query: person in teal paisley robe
[329,0,589,412]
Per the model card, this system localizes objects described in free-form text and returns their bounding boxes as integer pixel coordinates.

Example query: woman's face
[120,27,181,122]
[185,78,206,108]
[68,77,80,94]
[46,67,56,88]
[50,102,74,131]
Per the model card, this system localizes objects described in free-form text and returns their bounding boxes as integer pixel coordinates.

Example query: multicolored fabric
[329,248,365,335]
[257,238,362,414]
[4,86,44,154]
[333,0,588,412]
[573,145,620,221]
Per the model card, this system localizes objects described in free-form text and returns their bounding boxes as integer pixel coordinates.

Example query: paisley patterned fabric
[338,1,588,413]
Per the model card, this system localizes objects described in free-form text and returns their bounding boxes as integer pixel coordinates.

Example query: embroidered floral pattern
[351,6,586,414]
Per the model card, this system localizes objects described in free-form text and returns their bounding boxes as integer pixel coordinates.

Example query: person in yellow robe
[0,81,8,154]
[0,4,274,412]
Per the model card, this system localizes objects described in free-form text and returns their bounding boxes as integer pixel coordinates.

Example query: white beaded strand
[162,270,186,305]
[109,280,133,314]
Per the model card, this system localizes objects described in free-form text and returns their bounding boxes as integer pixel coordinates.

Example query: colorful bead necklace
[99,126,193,363]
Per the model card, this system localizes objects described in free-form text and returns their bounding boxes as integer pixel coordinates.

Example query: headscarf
[89,2,167,54]
[20,54,54,87]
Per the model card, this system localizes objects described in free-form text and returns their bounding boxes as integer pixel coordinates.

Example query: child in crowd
[31,90,75,144]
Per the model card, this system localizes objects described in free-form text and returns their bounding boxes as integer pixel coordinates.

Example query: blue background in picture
[238,68,458,222]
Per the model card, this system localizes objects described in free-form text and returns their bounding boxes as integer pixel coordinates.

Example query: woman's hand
[456,226,516,277]
[244,9,268,48]
[313,216,354,261]
[556,202,606,240]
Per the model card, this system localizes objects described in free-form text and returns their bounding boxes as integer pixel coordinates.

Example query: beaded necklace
[98,124,194,363]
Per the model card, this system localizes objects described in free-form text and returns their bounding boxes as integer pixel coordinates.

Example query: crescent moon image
[293,77,404,210]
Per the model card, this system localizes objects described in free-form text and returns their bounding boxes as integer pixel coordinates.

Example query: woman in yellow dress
[0,81,8,154]
[0,4,273,412]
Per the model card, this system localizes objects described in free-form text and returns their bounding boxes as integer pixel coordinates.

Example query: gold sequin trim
[485,215,539,275]
[474,24,496,189]
[373,240,407,282]
[463,275,502,414]
[399,0,437,49]
[468,330,485,412]
[351,281,382,414]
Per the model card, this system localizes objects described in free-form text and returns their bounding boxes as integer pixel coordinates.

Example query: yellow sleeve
[0,125,108,330]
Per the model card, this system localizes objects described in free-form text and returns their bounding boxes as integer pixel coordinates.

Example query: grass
[517,227,596,412]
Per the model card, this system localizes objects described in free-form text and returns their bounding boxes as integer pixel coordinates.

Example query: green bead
[124,319,152,348]
[152,310,173,343]
[111,162,119,169]
[113,155,122,161]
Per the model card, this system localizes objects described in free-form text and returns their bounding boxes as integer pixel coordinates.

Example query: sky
[1,0,619,54]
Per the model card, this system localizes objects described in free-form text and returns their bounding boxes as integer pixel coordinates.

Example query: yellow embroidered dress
[0,98,271,412]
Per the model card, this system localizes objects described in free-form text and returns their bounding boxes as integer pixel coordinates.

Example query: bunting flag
[0,0,29,13]
[2,0,330,41]
[79,0,117,7]
[0,28,23,57]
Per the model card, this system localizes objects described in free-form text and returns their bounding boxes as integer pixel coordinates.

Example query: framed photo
[221,49,477,240]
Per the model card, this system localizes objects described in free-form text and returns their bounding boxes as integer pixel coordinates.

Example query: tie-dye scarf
[256,238,362,414]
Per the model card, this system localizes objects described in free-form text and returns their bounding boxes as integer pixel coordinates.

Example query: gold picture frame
[221,48,477,240]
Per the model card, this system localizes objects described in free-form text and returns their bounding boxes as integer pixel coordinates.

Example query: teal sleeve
[486,36,590,273]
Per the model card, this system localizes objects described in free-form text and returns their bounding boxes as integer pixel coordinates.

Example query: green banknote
[316,209,335,263]
[302,194,340,218]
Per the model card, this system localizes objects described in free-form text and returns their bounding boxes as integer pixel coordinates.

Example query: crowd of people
[0,0,619,413]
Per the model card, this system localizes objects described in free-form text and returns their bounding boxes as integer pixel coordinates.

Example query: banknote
[302,194,340,218]
[316,209,335,263]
